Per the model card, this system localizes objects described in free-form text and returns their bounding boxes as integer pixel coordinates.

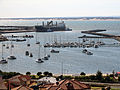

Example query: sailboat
[0,43,8,64]
[35,32,40,44]
[29,53,33,57]
[42,37,50,60]
[36,43,44,63]
[6,42,9,49]
[42,47,49,60]
[7,41,16,60]
[27,39,30,47]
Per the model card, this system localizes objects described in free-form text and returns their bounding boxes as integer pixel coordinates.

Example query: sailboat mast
[38,43,40,59]
[36,32,37,43]
[2,42,3,59]
[10,41,12,55]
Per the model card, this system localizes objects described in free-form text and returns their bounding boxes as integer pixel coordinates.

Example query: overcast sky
[0,0,120,18]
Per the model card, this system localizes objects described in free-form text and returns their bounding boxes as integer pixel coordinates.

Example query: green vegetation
[0,70,119,83]
[0,70,21,79]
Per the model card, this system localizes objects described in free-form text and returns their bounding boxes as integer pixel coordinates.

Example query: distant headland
[0,16,120,21]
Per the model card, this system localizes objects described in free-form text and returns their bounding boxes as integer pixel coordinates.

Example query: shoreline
[1,19,120,21]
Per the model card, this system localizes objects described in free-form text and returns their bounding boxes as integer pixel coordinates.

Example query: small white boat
[27,44,30,47]
[47,54,50,58]
[36,58,44,63]
[82,49,87,53]
[36,42,40,44]
[51,49,59,53]
[0,59,8,64]
[94,44,99,48]
[29,53,33,57]
[86,51,93,55]
[25,51,29,56]
[6,43,9,49]
[7,56,16,60]
[42,56,49,60]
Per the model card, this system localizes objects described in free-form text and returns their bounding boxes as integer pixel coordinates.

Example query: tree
[118,76,120,81]
[96,70,103,81]
[80,72,86,76]
[0,70,2,73]
[104,75,111,82]
[59,75,63,80]
[31,75,36,79]
[26,72,31,76]
[43,71,49,76]
[37,72,42,76]
[48,73,53,77]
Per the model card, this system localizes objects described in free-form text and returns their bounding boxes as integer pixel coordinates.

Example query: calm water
[0,20,120,74]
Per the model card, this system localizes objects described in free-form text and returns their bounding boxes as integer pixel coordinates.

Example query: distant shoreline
[1,17,120,21]
[0,19,120,21]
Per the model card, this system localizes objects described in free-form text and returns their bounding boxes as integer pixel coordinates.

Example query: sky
[0,0,120,18]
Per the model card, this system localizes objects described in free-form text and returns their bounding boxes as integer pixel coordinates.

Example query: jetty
[81,29,120,42]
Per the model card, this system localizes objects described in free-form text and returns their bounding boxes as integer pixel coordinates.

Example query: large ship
[35,21,72,32]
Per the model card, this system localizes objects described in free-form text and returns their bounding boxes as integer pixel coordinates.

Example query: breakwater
[81,30,120,42]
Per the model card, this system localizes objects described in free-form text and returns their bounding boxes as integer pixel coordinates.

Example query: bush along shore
[1,70,120,83]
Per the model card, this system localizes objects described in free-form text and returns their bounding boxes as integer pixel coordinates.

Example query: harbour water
[0,20,120,74]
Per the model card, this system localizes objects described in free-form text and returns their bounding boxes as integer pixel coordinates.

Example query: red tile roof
[47,79,91,90]
[11,85,33,90]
